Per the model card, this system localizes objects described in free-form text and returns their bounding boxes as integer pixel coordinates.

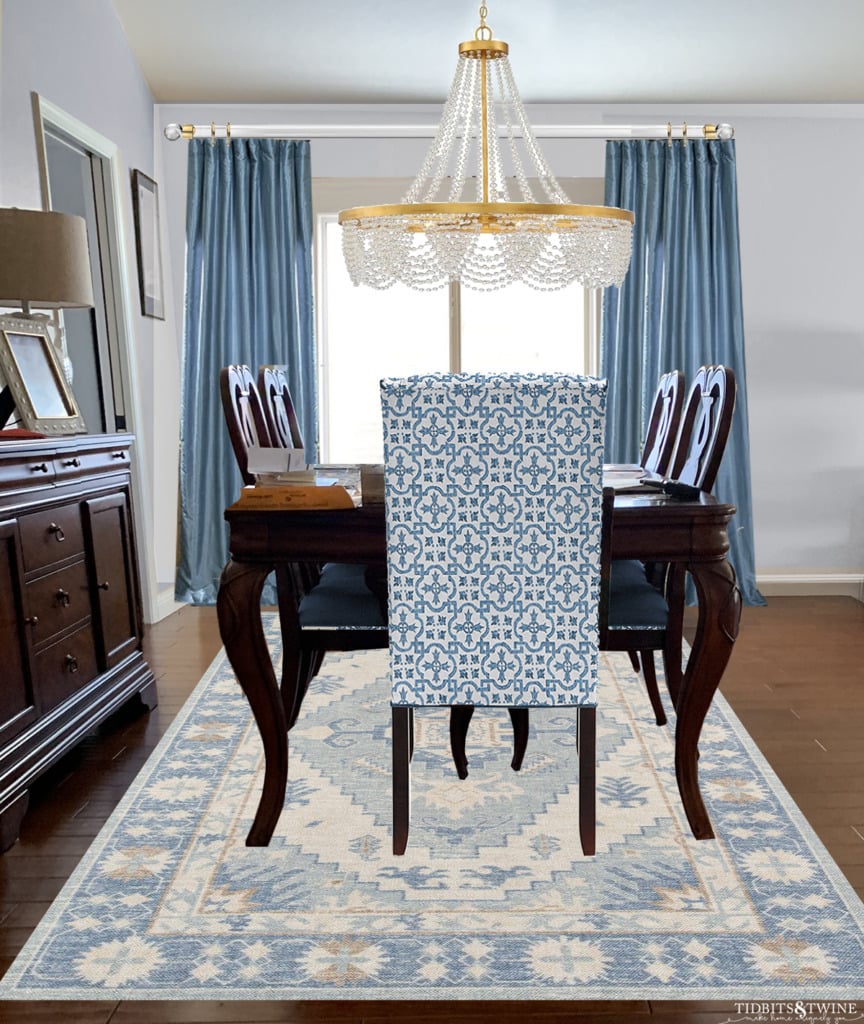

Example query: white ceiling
[111,0,864,106]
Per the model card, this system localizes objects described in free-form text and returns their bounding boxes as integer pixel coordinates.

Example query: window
[314,180,601,464]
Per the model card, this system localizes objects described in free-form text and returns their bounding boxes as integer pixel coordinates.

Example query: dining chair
[220,365,386,719]
[621,364,737,723]
[381,372,607,857]
[668,365,736,492]
[220,364,274,486]
[615,368,684,719]
[640,369,685,476]
[258,365,305,451]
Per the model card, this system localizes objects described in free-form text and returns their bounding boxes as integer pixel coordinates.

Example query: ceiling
[111,0,864,107]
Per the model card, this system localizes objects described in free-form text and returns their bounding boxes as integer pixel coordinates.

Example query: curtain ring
[666,122,672,147]
[682,121,688,147]
[210,122,216,147]
[226,122,232,144]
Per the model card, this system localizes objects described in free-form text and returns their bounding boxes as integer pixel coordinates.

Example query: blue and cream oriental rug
[3,615,863,1000]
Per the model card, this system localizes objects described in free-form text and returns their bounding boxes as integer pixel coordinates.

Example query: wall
[0,0,177,618]
[5,0,861,604]
[157,102,864,595]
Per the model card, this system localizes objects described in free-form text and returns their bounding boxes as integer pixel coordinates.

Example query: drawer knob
[31,462,49,473]
[56,588,71,607]
[48,522,66,542]
[24,615,39,627]
[98,580,111,591]
[62,457,81,468]
[64,654,79,674]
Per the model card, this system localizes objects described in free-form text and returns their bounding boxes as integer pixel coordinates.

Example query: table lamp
[0,207,95,430]
[0,207,95,315]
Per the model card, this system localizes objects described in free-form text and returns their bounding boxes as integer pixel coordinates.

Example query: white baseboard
[756,573,864,601]
[149,586,186,624]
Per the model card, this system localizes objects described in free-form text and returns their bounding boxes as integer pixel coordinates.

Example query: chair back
[380,372,606,708]
[641,370,685,476]
[219,364,273,485]
[258,365,304,450]
[669,365,736,492]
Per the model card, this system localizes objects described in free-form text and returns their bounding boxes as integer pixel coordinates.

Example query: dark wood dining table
[217,465,740,847]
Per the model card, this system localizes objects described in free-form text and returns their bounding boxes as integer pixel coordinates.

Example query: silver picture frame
[0,322,87,434]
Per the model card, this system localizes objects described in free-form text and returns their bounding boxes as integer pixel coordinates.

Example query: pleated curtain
[601,139,764,606]
[175,139,316,604]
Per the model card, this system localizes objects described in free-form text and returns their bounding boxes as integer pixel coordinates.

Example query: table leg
[217,558,287,847]
[675,557,741,839]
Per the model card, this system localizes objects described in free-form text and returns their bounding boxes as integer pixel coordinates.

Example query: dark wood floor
[1,596,863,1022]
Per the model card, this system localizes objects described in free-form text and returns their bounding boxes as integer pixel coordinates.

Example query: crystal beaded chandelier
[338,4,634,292]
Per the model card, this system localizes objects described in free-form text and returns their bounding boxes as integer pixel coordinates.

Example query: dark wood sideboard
[0,433,156,851]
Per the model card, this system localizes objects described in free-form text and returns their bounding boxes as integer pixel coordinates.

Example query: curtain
[601,139,763,605]
[175,139,316,605]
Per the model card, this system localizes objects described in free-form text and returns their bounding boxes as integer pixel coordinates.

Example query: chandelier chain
[476,3,493,41]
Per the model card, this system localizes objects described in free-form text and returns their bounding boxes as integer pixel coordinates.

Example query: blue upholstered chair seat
[298,563,386,630]
[609,561,669,630]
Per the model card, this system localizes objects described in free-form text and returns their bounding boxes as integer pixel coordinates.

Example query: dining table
[217,464,741,847]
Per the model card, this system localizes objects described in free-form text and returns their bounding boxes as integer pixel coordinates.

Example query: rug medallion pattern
[2,616,862,999]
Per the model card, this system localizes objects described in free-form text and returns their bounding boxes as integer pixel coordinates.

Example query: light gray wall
[1,0,179,607]
[4,0,862,600]
[158,102,864,591]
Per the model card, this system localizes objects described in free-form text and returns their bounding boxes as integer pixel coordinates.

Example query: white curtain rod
[163,122,734,142]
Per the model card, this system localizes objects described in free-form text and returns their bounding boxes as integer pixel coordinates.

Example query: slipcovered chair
[380,372,607,857]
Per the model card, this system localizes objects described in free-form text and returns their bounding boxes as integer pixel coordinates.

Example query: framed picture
[131,169,165,319]
[0,324,87,434]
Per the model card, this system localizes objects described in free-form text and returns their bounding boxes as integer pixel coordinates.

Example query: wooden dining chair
[616,369,684,713]
[258,365,305,451]
[669,365,736,493]
[622,365,737,723]
[381,372,607,857]
[640,370,685,476]
[219,365,387,812]
[220,364,274,486]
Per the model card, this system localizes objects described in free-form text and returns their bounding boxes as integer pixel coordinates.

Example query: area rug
[2,615,863,1001]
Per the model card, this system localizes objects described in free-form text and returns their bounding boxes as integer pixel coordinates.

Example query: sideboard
[0,433,156,851]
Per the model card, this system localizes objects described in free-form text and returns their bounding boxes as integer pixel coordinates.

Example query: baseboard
[756,572,864,601]
[150,586,185,624]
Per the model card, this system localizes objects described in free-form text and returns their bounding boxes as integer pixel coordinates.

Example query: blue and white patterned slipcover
[380,372,607,708]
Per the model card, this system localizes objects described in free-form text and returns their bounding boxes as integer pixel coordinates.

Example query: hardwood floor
[1,596,863,1022]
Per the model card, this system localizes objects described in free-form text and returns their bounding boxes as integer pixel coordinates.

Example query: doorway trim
[31,92,159,624]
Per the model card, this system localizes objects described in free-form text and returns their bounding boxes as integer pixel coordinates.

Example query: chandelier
[338,5,634,292]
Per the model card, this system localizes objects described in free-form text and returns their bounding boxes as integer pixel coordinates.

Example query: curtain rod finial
[164,123,182,141]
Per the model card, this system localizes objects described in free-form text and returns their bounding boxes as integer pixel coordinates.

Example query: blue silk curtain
[601,139,763,605]
[176,139,316,604]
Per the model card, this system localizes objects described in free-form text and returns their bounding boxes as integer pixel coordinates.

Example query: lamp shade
[0,208,95,310]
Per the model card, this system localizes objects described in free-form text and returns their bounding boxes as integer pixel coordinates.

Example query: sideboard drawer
[19,503,85,572]
[0,454,56,492]
[24,560,91,647]
[33,625,99,713]
[53,446,131,484]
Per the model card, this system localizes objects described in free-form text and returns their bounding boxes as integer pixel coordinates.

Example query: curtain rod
[163,122,734,142]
